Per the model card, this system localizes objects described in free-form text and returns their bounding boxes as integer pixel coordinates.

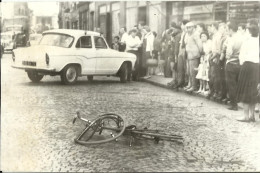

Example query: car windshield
[39,33,74,48]
[1,35,12,40]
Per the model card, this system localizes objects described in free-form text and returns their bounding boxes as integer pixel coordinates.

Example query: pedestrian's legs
[249,104,256,121]
[176,53,185,87]
[225,63,239,109]
[185,59,190,88]
[242,103,250,120]
[188,59,199,91]
[220,61,227,99]
[213,63,221,97]
[208,63,215,97]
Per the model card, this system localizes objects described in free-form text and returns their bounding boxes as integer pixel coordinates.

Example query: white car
[12,29,136,84]
[1,31,15,52]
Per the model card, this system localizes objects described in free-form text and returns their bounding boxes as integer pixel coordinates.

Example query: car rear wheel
[61,65,78,85]
[119,63,129,83]
[27,71,44,83]
[87,75,94,82]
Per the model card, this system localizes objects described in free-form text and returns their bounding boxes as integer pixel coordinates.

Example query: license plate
[22,61,36,66]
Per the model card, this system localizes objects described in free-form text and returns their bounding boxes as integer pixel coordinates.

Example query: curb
[140,78,231,106]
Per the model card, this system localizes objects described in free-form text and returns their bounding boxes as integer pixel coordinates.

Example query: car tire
[119,63,129,83]
[27,71,44,83]
[61,65,78,85]
[87,75,94,82]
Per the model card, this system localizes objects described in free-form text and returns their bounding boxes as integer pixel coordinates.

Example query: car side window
[94,36,107,49]
[76,36,92,48]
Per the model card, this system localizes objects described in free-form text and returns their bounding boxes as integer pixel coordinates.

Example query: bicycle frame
[73,111,183,146]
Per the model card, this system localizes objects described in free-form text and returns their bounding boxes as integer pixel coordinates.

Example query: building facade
[59,1,260,45]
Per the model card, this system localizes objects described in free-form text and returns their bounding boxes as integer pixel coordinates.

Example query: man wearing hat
[184,22,203,92]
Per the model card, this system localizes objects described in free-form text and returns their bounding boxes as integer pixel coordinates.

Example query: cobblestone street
[1,53,260,172]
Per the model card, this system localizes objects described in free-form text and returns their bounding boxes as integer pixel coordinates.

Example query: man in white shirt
[225,22,244,110]
[119,27,128,52]
[125,29,142,80]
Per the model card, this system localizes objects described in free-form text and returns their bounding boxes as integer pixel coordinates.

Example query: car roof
[43,29,102,37]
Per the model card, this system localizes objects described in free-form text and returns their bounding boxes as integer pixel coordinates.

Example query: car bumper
[12,64,56,72]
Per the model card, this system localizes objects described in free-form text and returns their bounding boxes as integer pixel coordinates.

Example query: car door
[74,36,96,74]
[94,36,121,75]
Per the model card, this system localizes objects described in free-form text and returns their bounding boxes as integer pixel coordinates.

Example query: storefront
[111,2,120,38]
[227,1,259,24]
[78,2,89,30]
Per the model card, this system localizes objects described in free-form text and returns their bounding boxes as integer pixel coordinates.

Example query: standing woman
[236,24,259,122]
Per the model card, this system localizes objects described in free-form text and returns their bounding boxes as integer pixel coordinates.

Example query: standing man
[137,21,146,77]
[225,22,244,110]
[143,26,155,78]
[170,20,189,89]
[162,21,177,78]
[119,27,128,52]
[125,29,142,81]
[208,22,226,99]
[167,25,182,88]
[184,22,203,92]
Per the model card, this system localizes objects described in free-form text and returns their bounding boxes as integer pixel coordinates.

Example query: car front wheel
[119,63,130,83]
[27,71,44,83]
[61,65,78,85]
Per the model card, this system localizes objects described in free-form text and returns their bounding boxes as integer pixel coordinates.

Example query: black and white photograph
[1,0,260,172]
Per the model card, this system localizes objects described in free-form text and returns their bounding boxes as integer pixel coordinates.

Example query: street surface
[1,53,260,172]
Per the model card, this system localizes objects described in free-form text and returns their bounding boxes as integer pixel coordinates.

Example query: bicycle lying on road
[73,111,183,146]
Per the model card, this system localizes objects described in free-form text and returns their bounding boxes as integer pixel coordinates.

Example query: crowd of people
[111,18,260,123]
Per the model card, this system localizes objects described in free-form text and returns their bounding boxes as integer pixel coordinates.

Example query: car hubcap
[66,67,77,82]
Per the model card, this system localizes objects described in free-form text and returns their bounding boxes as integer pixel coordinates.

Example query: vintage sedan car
[1,31,15,52]
[12,29,136,84]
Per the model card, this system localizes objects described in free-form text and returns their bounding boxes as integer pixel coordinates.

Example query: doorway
[138,6,147,24]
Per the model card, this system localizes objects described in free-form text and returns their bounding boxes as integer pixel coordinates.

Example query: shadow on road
[18,79,129,87]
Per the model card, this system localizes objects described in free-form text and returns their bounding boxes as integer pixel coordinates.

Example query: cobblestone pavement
[1,54,260,172]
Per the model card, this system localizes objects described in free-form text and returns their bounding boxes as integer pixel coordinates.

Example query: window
[76,36,92,48]
[39,34,74,48]
[94,36,107,49]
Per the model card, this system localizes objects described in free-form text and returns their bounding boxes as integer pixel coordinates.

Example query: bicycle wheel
[74,114,126,145]
[132,130,183,144]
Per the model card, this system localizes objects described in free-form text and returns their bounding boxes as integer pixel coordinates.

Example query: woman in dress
[196,32,212,95]
[236,24,259,122]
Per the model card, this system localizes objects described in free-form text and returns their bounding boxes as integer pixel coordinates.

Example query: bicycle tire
[132,130,183,143]
[74,114,126,145]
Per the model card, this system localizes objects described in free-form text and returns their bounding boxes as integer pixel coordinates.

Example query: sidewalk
[140,74,242,107]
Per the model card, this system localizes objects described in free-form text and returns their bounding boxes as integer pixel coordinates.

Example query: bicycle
[73,111,183,146]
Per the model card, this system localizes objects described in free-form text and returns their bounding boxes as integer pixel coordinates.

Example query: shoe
[249,117,256,122]
[213,93,218,99]
[143,76,151,79]
[186,87,194,92]
[184,86,191,90]
[206,93,212,99]
[236,118,250,122]
[196,90,202,94]
[228,106,238,111]
[222,98,229,102]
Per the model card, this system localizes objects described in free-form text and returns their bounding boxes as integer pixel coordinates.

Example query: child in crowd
[111,36,120,51]
[196,32,212,95]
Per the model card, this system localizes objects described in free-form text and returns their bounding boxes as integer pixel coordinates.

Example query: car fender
[49,55,84,73]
